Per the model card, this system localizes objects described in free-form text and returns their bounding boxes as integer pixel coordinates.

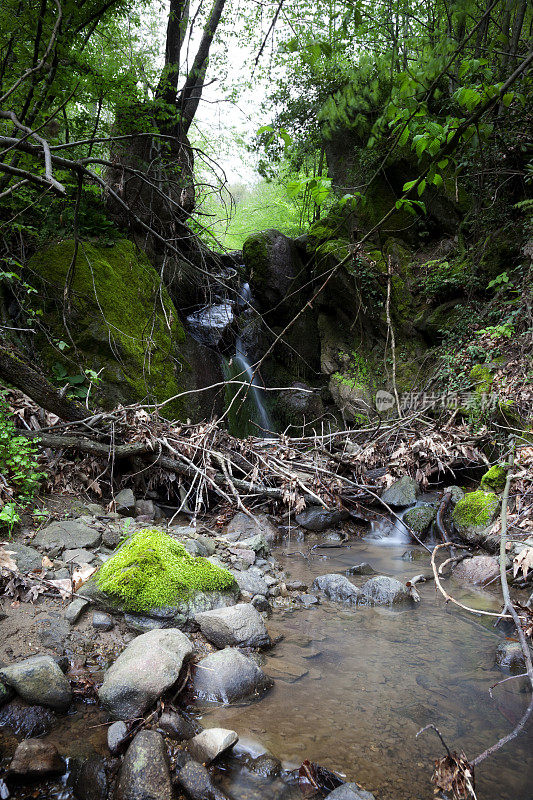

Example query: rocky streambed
[0,481,531,800]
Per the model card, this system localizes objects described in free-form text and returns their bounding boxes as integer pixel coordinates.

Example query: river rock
[0,681,14,706]
[108,720,129,754]
[295,507,350,531]
[186,303,234,348]
[73,756,108,800]
[2,542,42,573]
[403,504,436,533]
[98,628,193,719]
[251,594,271,613]
[33,519,102,553]
[0,655,72,711]
[346,563,375,576]
[195,603,271,649]
[187,728,238,764]
[246,753,282,778]
[0,699,57,737]
[176,759,229,800]
[495,641,526,675]
[116,731,172,800]
[311,574,361,604]
[452,490,500,550]
[225,512,279,544]
[93,611,114,631]
[65,598,90,624]
[63,547,97,565]
[444,485,464,504]
[231,567,269,597]
[115,488,136,514]
[9,739,64,777]
[382,476,419,507]
[453,556,499,586]
[157,710,198,740]
[193,647,273,704]
[324,782,376,800]
[360,576,411,605]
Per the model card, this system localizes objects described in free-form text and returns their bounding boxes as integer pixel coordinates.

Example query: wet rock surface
[193,647,273,704]
[0,655,72,711]
[0,699,57,737]
[312,574,361,604]
[107,720,129,754]
[98,628,193,719]
[324,782,376,800]
[187,727,239,764]
[72,755,108,800]
[295,508,350,531]
[157,710,198,740]
[177,759,229,800]
[452,555,500,586]
[402,504,436,533]
[195,603,271,649]
[9,739,64,777]
[381,476,419,508]
[360,576,411,606]
[495,641,526,675]
[116,730,172,800]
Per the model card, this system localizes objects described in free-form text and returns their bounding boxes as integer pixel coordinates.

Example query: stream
[199,519,532,800]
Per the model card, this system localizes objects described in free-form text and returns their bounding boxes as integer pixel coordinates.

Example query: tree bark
[0,343,87,421]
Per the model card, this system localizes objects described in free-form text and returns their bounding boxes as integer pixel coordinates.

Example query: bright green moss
[452,490,499,530]
[480,464,508,493]
[95,528,236,612]
[470,364,493,395]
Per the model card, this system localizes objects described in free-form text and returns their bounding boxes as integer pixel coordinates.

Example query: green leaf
[402,179,417,192]
[417,179,426,197]
[502,92,514,108]
[433,173,443,188]
[398,126,409,147]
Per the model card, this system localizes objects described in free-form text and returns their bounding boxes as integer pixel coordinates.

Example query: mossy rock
[94,529,237,614]
[28,240,221,419]
[403,503,437,533]
[469,364,493,395]
[452,490,500,551]
[243,229,306,319]
[480,465,508,493]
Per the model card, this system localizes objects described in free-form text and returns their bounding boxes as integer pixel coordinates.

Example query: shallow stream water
[200,520,533,800]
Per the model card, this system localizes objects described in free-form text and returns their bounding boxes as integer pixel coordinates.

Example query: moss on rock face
[469,364,493,395]
[95,529,236,613]
[28,240,197,418]
[452,490,500,532]
[480,464,508,493]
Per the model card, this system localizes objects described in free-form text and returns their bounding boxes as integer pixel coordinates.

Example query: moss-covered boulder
[28,240,223,419]
[94,529,237,615]
[452,490,500,551]
[243,229,307,319]
[403,503,436,534]
[480,465,508,493]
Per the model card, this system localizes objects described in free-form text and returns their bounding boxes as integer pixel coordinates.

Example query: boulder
[346,563,375,576]
[92,611,114,631]
[0,655,72,711]
[311,574,361,604]
[495,641,526,675]
[195,603,271,649]
[244,229,305,315]
[2,542,42,573]
[295,507,350,531]
[231,567,269,598]
[157,710,198,741]
[187,728,238,764]
[33,519,102,553]
[115,731,172,800]
[360,576,412,606]
[224,513,279,544]
[402,504,436,534]
[115,489,136,514]
[452,491,500,550]
[0,699,56,737]
[452,556,500,586]
[245,753,282,778]
[324,782,376,800]
[193,647,273,704]
[186,303,234,348]
[98,628,193,719]
[382,476,419,507]
[72,756,108,800]
[63,548,97,565]
[107,720,129,754]
[176,759,229,800]
[9,739,64,777]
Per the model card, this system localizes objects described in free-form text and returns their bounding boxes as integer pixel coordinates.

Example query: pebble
[187,728,238,764]
[108,720,130,754]
[93,611,114,631]
[65,597,89,624]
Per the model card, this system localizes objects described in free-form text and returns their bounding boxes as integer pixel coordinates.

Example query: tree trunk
[0,343,87,421]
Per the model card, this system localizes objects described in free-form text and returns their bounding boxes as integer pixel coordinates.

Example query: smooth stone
[360,576,411,605]
[232,567,269,597]
[229,547,256,566]
[495,641,526,675]
[33,519,102,552]
[0,699,57,736]
[324,782,376,800]
[72,755,108,800]
[124,613,183,633]
[285,580,307,591]
[298,593,319,607]
[346,563,375,576]
[115,488,136,514]
[63,548,97,565]
[195,603,271,649]
[135,499,155,518]
[98,629,193,719]
[65,598,90,624]
[9,739,64,777]
[0,655,72,711]
[108,720,129,754]
[294,507,349,531]
[224,513,279,544]
[157,710,198,740]
[92,611,114,631]
[2,542,42,573]
[193,647,273,704]
[116,730,172,800]
[382,476,419,508]
[453,556,500,586]
[402,504,436,533]
[176,759,229,800]
[311,574,361,604]
[187,728,238,764]
[251,595,271,613]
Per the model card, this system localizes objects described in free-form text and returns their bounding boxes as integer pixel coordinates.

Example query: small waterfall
[233,336,273,434]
